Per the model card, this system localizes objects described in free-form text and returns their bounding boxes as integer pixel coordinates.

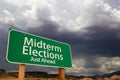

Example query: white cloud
[98,57,120,73]
[0,0,120,32]
[0,9,14,23]
[66,56,120,76]
[0,0,57,29]
[66,57,86,75]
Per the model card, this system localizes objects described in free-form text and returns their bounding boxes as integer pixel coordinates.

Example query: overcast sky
[0,0,120,76]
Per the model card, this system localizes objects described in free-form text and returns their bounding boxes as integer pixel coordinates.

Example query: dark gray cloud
[82,26,120,57]
[27,23,120,57]
[0,27,18,71]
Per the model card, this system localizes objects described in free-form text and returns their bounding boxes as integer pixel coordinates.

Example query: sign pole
[18,64,25,80]
[58,68,65,80]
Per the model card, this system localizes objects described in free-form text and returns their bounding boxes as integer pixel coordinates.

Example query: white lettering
[23,46,28,55]
[24,37,33,46]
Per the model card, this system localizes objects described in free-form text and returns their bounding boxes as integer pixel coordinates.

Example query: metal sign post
[58,68,65,80]
[18,64,25,80]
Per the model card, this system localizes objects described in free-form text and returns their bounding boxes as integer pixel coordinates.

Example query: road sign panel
[6,29,72,68]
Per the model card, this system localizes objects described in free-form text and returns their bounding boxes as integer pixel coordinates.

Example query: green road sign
[6,29,72,68]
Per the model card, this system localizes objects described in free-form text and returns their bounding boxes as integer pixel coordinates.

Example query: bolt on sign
[6,29,72,68]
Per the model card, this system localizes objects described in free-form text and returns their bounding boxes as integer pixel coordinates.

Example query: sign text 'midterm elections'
[7,29,72,68]
[23,37,63,63]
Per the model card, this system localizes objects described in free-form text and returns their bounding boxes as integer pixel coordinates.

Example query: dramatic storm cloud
[0,0,120,76]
